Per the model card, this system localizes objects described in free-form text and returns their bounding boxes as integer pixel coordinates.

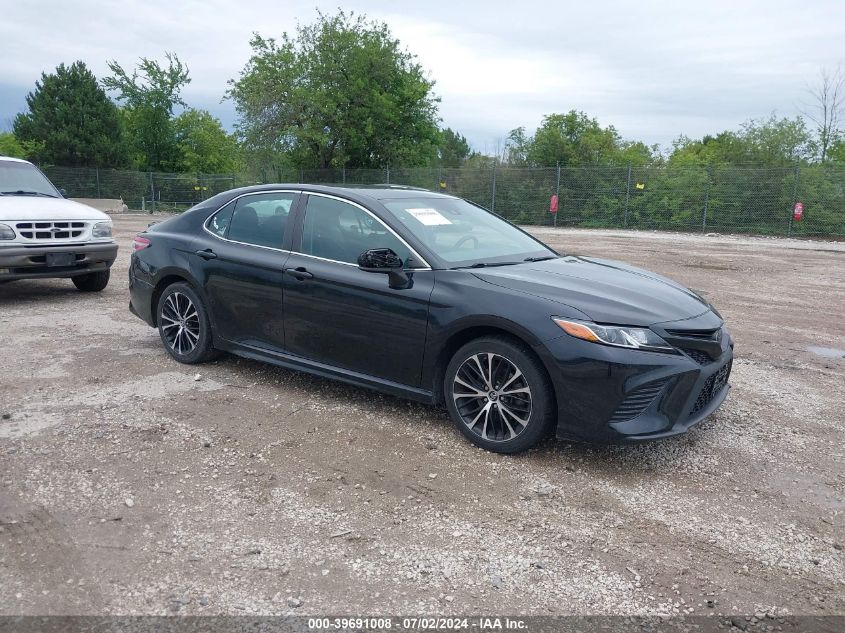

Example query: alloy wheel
[452,352,533,442]
[160,292,200,355]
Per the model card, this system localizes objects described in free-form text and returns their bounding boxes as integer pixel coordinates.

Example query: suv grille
[691,360,732,415]
[609,379,668,423]
[15,221,86,240]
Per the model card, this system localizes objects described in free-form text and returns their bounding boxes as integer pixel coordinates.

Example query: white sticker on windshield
[406,207,452,226]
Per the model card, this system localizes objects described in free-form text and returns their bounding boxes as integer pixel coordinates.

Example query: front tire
[156,282,219,364]
[72,269,110,292]
[444,336,555,454]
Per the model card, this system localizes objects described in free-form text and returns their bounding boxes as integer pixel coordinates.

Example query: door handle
[285,267,313,281]
[195,249,217,260]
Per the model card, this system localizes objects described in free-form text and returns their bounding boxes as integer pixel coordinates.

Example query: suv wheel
[444,336,554,454]
[156,282,219,364]
[72,270,110,292]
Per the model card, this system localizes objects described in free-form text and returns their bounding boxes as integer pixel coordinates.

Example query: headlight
[0,223,15,240]
[552,317,675,352]
[92,221,113,238]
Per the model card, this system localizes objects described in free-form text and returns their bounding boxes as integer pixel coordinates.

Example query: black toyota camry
[129,184,733,453]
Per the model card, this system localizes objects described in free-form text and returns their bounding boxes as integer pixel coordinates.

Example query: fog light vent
[609,379,668,423]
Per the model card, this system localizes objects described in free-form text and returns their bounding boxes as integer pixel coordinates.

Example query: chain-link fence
[41,164,845,237]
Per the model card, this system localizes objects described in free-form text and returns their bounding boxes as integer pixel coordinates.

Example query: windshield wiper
[524,255,558,262]
[0,190,57,197]
[452,261,521,269]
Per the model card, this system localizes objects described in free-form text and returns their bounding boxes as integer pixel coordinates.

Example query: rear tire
[156,282,219,364]
[72,269,110,292]
[444,336,555,454]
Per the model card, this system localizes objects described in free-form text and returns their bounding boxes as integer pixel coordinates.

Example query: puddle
[806,345,845,359]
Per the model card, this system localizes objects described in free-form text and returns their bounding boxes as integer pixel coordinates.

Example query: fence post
[95,167,101,199]
[623,163,632,228]
[702,162,712,231]
[788,163,800,236]
[342,166,346,184]
[148,171,156,213]
[491,164,497,213]
[555,162,561,228]
[299,168,304,184]
[386,166,390,184]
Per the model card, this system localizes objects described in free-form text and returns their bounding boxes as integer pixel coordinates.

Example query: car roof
[225,183,454,203]
[0,156,33,164]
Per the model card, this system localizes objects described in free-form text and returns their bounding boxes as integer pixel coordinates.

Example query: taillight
[133,235,151,251]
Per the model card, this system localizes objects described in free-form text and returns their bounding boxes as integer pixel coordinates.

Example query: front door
[282,193,434,387]
[192,191,299,351]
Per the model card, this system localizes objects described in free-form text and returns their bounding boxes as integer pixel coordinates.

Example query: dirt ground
[1,215,843,618]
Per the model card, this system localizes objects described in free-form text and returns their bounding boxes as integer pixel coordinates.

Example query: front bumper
[0,242,118,280]
[539,328,734,443]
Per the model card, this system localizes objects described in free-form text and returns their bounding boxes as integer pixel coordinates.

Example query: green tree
[829,139,845,163]
[669,115,813,166]
[12,61,127,167]
[103,53,190,170]
[504,127,529,165]
[616,140,660,167]
[437,128,471,167]
[526,111,623,167]
[228,10,440,169]
[171,109,243,173]
[0,132,34,159]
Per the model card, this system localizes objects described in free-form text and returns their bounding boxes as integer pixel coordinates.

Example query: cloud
[1,0,842,149]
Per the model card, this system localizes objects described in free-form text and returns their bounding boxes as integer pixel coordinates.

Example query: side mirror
[357,248,410,289]
[59,188,67,197]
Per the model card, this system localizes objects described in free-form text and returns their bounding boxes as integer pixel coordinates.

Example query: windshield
[382,196,556,267]
[0,161,60,197]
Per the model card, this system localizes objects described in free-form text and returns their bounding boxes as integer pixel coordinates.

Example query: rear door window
[227,193,297,249]
[207,200,236,237]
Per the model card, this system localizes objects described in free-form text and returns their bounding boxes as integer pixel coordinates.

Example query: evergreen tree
[13,61,127,167]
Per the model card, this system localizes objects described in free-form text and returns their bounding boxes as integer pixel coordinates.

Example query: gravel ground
[0,216,843,617]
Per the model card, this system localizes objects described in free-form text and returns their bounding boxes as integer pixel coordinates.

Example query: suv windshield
[0,161,60,197]
[382,196,556,267]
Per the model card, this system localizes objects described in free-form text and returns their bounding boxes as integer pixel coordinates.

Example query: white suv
[0,156,118,291]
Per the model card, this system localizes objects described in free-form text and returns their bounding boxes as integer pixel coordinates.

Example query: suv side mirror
[357,248,410,289]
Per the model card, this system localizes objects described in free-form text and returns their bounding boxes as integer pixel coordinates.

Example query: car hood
[472,256,712,326]
[0,196,109,221]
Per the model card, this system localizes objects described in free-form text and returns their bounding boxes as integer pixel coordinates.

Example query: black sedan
[129,185,733,453]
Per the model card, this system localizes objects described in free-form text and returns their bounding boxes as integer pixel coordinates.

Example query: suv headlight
[0,223,15,240]
[552,317,675,353]
[92,221,113,238]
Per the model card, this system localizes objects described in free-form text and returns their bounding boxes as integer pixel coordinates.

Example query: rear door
[191,191,300,351]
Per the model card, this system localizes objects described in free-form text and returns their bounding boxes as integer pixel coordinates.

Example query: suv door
[282,193,434,387]
[192,191,300,351]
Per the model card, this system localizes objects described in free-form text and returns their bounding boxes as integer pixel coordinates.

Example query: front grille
[691,360,732,415]
[15,221,86,240]
[681,348,714,365]
[666,328,721,341]
[609,379,668,423]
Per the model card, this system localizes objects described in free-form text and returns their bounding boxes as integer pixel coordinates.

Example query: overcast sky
[1,0,843,153]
